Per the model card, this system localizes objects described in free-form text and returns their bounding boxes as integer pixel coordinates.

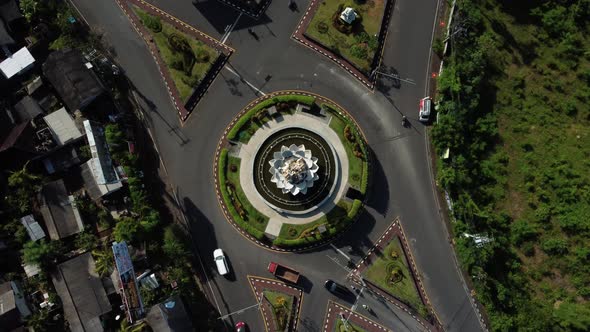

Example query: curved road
[70,0,484,331]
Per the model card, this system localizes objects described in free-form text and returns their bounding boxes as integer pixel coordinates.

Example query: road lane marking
[224,66,266,95]
[221,13,242,44]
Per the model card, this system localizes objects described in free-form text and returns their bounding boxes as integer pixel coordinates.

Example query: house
[39,179,84,240]
[13,95,44,124]
[80,120,122,200]
[0,281,31,331]
[42,49,104,112]
[0,47,35,79]
[19,214,46,241]
[51,253,112,332]
[43,107,83,146]
[146,295,193,332]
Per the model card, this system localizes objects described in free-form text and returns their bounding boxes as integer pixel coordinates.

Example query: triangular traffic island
[351,219,440,328]
[323,301,392,332]
[247,276,304,332]
[115,0,233,121]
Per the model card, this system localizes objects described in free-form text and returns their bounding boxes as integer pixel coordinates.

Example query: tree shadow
[364,147,389,216]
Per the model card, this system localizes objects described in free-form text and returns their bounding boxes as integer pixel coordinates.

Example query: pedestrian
[362,304,370,310]
[247,28,254,34]
[351,285,357,291]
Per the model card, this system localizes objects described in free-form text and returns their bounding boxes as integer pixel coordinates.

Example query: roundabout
[215,91,369,250]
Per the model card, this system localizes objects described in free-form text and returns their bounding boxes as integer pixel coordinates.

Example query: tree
[163,225,189,261]
[22,240,62,266]
[113,217,140,243]
[74,231,98,251]
[7,162,41,214]
[553,302,590,331]
[92,246,114,277]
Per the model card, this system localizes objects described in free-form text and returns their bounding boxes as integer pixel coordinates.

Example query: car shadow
[222,254,237,282]
[298,275,314,294]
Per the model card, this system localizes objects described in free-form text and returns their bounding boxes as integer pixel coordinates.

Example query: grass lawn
[363,237,424,313]
[278,200,350,240]
[133,6,217,102]
[305,0,386,72]
[226,157,269,232]
[329,111,368,193]
[334,320,367,332]
[264,290,294,331]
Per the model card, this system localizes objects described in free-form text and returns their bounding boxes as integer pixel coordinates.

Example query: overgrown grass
[363,237,424,314]
[133,6,217,102]
[305,0,385,72]
[431,0,590,330]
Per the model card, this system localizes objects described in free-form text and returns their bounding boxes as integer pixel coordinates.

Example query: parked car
[213,249,229,276]
[235,321,248,332]
[419,97,432,122]
[324,279,353,297]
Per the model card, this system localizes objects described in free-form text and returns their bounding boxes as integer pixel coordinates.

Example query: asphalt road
[69,0,485,331]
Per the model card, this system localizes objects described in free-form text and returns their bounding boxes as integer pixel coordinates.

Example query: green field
[133,6,216,102]
[431,0,590,330]
[363,237,423,313]
[305,0,385,72]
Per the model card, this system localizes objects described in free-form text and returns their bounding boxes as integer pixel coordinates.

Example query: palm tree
[92,245,114,277]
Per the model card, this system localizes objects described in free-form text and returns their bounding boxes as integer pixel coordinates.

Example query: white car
[419,97,432,122]
[213,249,229,276]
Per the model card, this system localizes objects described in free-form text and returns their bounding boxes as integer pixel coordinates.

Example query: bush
[316,22,329,34]
[227,95,315,141]
[113,217,141,243]
[196,49,210,63]
[350,44,368,60]
[541,237,568,256]
[74,231,98,252]
[348,199,363,219]
[218,149,266,241]
[141,13,162,33]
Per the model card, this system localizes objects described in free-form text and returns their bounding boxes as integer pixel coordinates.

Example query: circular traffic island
[215,92,370,250]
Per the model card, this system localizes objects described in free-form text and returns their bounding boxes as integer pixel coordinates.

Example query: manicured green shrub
[196,49,210,63]
[140,12,162,32]
[347,199,363,219]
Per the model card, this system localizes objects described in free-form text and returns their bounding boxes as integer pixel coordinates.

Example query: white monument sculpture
[340,7,357,25]
[269,144,319,195]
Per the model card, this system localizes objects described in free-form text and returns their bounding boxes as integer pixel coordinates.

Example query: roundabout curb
[213,90,371,253]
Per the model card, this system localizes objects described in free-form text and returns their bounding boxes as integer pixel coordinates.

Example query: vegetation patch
[431,0,590,330]
[305,0,386,73]
[334,320,367,332]
[132,6,217,102]
[363,237,424,314]
[264,290,295,331]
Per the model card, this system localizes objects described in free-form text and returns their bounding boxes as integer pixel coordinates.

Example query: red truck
[268,261,300,284]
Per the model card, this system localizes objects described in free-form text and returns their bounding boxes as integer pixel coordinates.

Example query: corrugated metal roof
[0,47,34,79]
[43,108,83,146]
[19,214,46,241]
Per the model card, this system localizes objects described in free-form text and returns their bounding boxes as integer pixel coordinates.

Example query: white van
[419,97,432,122]
[213,248,229,276]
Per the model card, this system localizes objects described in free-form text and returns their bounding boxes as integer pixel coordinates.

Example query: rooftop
[51,253,111,332]
[19,214,45,241]
[13,96,44,123]
[0,47,35,79]
[39,179,84,240]
[43,49,104,111]
[146,295,193,332]
[43,107,83,146]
